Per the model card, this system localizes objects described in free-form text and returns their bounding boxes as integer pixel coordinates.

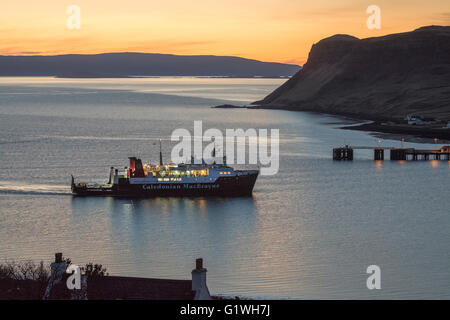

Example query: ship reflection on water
[70,195,258,229]
[68,192,321,299]
[69,195,263,294]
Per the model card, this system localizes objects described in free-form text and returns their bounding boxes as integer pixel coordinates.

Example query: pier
[333,145,450,161]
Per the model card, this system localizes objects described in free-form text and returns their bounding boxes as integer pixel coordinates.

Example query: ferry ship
[71,153,259,197]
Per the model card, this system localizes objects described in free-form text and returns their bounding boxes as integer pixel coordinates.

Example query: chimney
[129,157,136,172]
[196,258,204,270]
[191,258,211,300]
[43,252,68,300]
[55,252,63,263]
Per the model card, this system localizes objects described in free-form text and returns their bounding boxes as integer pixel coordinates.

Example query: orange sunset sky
[1,0,449,65]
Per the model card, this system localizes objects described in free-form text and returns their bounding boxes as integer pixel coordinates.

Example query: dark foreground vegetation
[0,258,107,300]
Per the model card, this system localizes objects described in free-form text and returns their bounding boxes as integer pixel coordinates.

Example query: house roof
[0,279,46,300]
[87,276,195,300]
[1,276,195,300]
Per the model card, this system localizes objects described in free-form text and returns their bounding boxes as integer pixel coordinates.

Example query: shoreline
[213,104,450,144]
[340,121,450,144]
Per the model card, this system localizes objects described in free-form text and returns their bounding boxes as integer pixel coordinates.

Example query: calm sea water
[0,77,449,299]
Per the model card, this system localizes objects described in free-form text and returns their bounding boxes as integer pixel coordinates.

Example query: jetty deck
[333,145,450,161]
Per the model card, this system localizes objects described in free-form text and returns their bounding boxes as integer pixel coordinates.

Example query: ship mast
[159,139,163,166]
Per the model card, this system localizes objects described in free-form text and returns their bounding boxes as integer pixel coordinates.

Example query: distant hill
[254,26,450,121]
[0,52,300,78]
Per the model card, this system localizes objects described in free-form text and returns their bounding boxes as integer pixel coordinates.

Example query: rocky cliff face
[255,26,450,121]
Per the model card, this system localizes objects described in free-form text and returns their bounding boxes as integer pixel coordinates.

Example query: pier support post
[374,148,384,161]
[390,149,407,161]
[333,147,353,160]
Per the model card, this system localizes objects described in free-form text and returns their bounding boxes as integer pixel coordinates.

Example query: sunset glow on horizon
[1,0,449,65]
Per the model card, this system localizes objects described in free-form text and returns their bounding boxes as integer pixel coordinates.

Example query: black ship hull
[72,172,258,198]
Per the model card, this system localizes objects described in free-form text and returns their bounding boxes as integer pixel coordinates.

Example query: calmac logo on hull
[141,184,220,190]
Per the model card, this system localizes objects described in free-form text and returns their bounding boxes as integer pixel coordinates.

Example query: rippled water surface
[0,77,449,299]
